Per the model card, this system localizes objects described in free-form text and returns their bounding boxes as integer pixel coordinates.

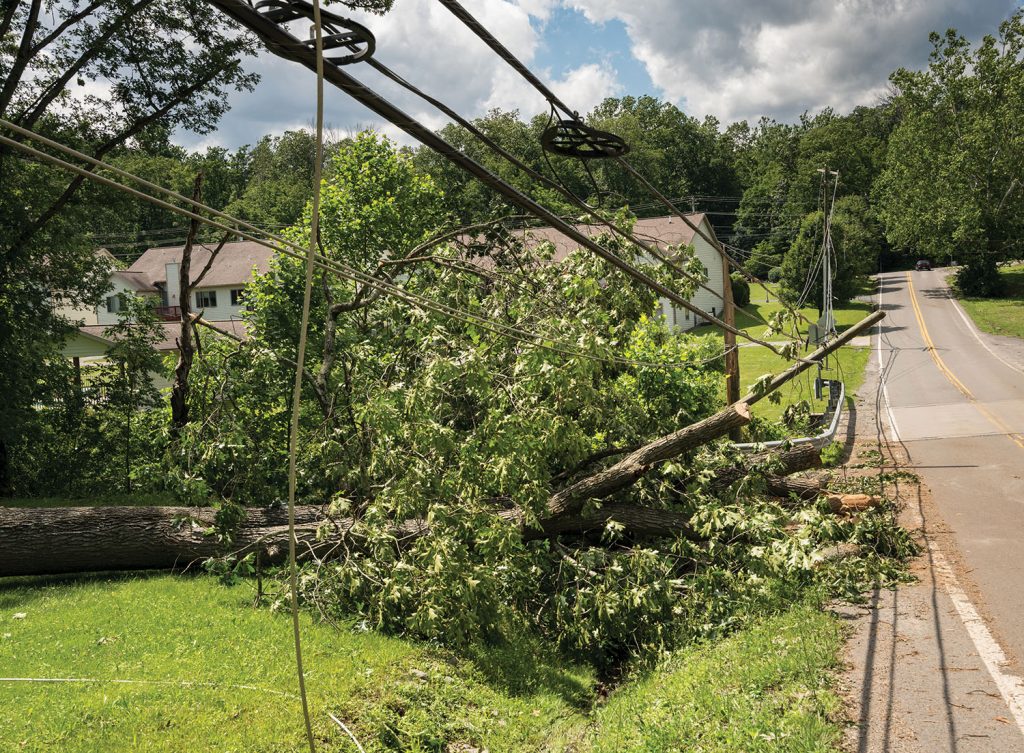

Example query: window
[230,288,245,306]
[195,290,217,308]
[106,295,121,313]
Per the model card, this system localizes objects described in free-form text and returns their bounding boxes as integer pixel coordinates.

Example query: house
[61,241,274,365]
[518,213,726,332]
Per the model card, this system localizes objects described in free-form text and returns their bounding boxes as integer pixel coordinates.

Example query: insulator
[251,0,375,65]
[540,119,629,159]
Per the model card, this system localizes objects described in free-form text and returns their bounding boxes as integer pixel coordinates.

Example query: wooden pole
[722,252,741,439]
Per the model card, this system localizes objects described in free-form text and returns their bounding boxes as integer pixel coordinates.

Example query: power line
[0,123,734,370]
[431,0,816,342]
[202,0,796,357]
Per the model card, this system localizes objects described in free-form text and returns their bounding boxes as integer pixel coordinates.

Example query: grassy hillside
[0,574,845,752]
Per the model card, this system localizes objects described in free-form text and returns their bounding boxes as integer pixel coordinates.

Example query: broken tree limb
[546,402,752,518]
[545,311,884,518]
[741,310,885,406]
[523,503,699,541]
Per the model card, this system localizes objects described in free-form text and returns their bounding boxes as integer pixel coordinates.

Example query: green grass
[739,343,870,425]
[722,282,874,427]
[0,575,847,752]
[956,264,1024,340]
[587,606,844,752]
[737,281,876,341]
[0,492,177,508]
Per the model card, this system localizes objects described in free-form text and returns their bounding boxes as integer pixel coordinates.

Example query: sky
[176,0,1023,151]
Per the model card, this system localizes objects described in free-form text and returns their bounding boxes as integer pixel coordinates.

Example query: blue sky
[177,0,1022,151]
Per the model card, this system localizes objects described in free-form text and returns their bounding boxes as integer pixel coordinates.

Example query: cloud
[565,0,1019,123]
[181,0,621,149]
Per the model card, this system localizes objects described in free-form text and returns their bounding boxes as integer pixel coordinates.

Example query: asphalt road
[846,268,1024,751]
[880,269,1024,660]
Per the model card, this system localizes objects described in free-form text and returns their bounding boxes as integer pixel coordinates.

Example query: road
[845,268,1024,751]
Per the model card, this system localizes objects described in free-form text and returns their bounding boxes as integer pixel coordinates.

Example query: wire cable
[432,0,817,338]
[204,0,794,356]
[0,127,735,370]
[364,56,743,323]
[284,1,323,749]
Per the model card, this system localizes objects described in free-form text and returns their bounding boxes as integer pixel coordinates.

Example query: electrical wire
[0,126,736,370]
[204,0,795,356]
[284,1,323,749]
[363,55,745,323]
[431,0,817,341]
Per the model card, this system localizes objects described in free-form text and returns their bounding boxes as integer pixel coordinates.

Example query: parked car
[915,259,932,271]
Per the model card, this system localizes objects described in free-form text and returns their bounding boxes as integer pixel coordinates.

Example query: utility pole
[816,166,840,338]
[723,251,740,436]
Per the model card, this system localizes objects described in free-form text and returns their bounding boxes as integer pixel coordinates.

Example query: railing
[733,380,846,451]
[154,306,181,321]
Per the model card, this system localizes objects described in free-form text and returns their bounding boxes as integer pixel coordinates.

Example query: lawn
[739,342,870,425]
[956,264,1024,340]
[0,574,846,752]
[736,280,876,341]
[723,282,874,427]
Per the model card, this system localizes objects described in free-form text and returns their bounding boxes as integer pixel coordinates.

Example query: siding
[656,222,725,333]
[63,332,111,359]
[187,285,247,322]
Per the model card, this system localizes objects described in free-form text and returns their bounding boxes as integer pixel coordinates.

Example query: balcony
[154,305,182,321]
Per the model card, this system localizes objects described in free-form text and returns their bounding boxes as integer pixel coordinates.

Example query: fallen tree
[0,310,882,578]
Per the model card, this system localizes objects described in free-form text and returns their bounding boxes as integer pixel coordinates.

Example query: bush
[730,273,751,308]
[767,266,783,283]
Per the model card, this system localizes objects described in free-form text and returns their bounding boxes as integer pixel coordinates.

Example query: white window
[230,288,245,306]
[106,295,121,313]
[195,290,217,308]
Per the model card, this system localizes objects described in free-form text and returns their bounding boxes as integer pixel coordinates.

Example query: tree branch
[0,0,42,117]
[28,0,105,56]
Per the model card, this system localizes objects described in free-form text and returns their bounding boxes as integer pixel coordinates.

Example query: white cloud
[565,0,1018,122]
[185,0,608,149]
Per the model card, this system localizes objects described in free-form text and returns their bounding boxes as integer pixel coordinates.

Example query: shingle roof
[78,319,249,352]
[516,214,711,262]
[126,241,274,289]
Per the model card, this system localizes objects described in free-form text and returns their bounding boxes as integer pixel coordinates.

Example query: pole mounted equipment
[540,119,630,159]
[252,0,375,64]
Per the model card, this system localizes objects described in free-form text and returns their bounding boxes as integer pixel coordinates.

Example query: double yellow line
[906,271,1024,450]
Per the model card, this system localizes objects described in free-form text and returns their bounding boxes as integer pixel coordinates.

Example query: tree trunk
[170,174,202,432]
[0,505,329,576]
[546,402,752,518]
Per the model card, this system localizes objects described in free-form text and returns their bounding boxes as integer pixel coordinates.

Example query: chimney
[165,262,181,307]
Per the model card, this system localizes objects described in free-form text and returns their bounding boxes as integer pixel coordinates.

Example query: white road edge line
[877,275,901,441]
[879,271,1024,739]
[928,541,1024,734]
[940,270,1024,377]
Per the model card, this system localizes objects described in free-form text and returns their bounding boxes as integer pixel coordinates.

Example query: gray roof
[78,319,249,352]
[126,241,275,289]
[516,214,711,262]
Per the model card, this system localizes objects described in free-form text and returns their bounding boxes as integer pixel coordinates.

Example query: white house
[519,213,726,332]
[61,241,274,363]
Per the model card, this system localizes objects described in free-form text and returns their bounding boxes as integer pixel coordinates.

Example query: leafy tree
[586,95,741,213]
[91,295,165,494]
[226,130,334,229]
[876,12,1024,295]
[0,0,259,492]
[730,273,751,308]
[778,196,878,312]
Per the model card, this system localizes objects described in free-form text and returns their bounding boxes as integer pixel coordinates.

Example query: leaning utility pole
[722,254,740,433]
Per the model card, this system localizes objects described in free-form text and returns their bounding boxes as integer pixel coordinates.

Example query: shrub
[730,272,751,308]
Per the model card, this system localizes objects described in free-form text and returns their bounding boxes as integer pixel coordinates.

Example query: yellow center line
[905,271,1024,450]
